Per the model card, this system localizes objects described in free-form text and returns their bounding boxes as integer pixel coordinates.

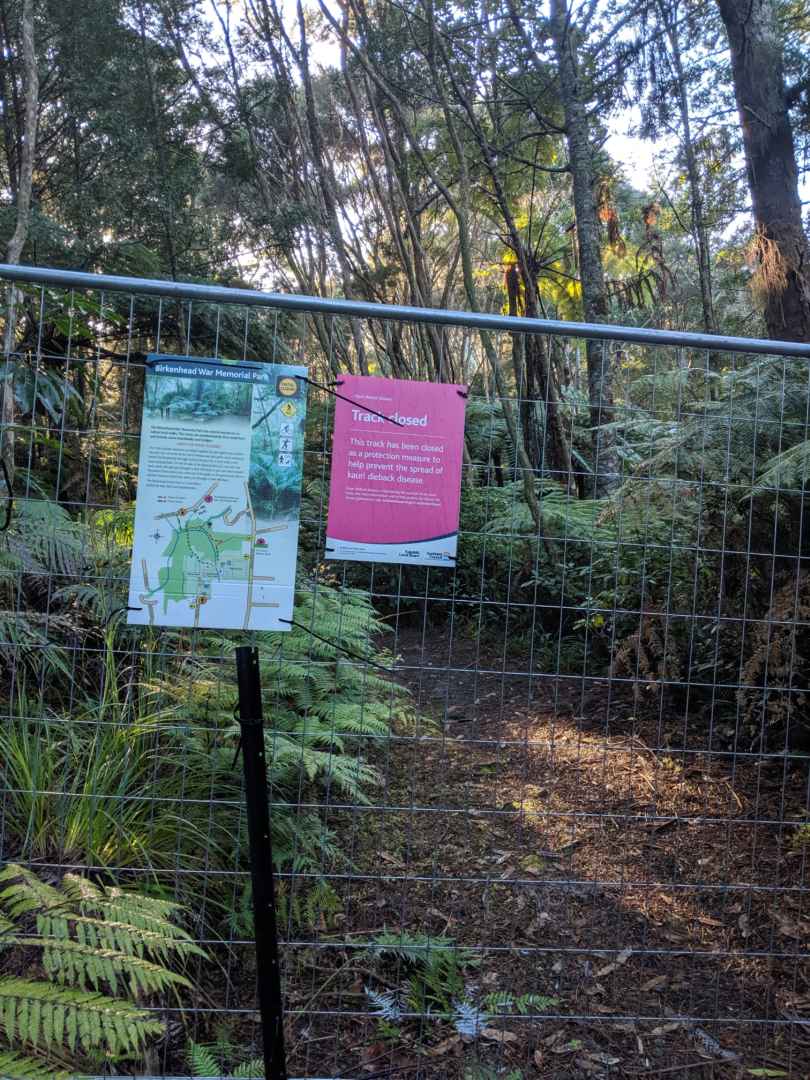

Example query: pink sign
[326,374,467,566]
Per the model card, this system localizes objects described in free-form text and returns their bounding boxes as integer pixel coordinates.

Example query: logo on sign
[277,376,300,398]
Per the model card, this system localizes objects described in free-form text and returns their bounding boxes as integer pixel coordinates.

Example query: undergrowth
[0,863,204,1078]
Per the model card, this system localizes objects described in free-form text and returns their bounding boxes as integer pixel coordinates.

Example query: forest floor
[284,626,810,1080]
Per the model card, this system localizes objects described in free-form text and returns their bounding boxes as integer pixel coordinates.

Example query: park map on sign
[128,356,306,632]
[137,480,283,629]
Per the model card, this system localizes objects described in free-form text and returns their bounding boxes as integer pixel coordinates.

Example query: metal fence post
[235,645,287,1080]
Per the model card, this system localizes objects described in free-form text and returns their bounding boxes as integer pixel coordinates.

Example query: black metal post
[235,645,287,1080]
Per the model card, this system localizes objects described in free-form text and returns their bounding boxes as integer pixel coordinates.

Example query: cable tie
[294,375,405,426]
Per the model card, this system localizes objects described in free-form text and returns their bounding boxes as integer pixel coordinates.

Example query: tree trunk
[659,0,718,339]
[296,0,368,373]
[424,9,572,487]
[716,0,810,343]
[550,0,618,497]
[136,0,178,280]
[2,0,38,485]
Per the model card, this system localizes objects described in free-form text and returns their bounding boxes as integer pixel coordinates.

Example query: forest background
[1,0,810,1077]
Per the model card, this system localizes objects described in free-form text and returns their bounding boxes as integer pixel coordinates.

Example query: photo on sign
[248,385,305,517]
[144,374,252,423]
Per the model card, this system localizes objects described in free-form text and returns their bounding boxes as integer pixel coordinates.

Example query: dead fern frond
[739,569,810,747]
[747,225,791,304]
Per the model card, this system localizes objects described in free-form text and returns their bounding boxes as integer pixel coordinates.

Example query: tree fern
[749,439,810,497]
[0,864,206,1075]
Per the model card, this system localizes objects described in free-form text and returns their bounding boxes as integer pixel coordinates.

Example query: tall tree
[2,0,38,482]
[655,0,719,337]
[3,0,37,265]
[547,0,618,494]
[716,0,810,342]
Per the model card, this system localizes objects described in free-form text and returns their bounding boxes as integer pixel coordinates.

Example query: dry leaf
[595,947,633,977]
[427,907,452,922]
[533,1049,544,1067]
[378,852,403,866]
[481,1027,518,1043]
[696,914,725,927]
[650,1021,682,1035]
[361,1041,388,1067]
[773,914,810,939]
[427,1034,460,1057]
[641,974,668,991]
[551,1038,583,1055]
[580,1052,621,1072]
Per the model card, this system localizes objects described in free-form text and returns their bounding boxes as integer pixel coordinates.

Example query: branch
[786,75,810,108]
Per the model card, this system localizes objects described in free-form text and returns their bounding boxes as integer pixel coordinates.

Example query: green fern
[0,864,206,1075]
[188,1038,264,1077]
[749,439,810,496]
[233,1059,265,1077]
[482,990,558,1015]
[0,978,163,1055]
[0,1047,67,1079]
[189,1039,220,1076]
[369,932,478,1017]
[370,931,463,965]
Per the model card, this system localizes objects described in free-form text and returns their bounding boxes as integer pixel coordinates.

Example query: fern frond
[0,1048,67,1079]
[0,978,162,1056]
[370,931,458,964]
[364,986,404,1020]
[0,864,204,966]
[0,864,205,1072]
[452,999,485,1036]
[12,936,192,996]
[482,990,514,1013]
[514,992,558,1014]
[749,439,810,497]
[188,1039,221,1076]
[0,865,64,918]
[232,1058,265,1077]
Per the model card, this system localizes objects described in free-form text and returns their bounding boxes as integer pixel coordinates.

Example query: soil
[283,625,810,1080]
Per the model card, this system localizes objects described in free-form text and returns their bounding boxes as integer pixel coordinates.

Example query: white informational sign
[127,354,307,631]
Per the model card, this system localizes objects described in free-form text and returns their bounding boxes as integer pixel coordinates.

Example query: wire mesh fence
[1,266,810,1079]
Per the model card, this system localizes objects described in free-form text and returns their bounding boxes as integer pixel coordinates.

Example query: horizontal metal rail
[2,262,809,358]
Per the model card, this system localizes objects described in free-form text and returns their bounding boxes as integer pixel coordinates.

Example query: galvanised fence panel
[1,265,810,1080]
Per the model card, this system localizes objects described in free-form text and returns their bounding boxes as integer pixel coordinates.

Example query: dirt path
[288,627,810,1079]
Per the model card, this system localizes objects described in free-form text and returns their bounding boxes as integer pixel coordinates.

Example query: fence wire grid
[1,266,809,1080]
